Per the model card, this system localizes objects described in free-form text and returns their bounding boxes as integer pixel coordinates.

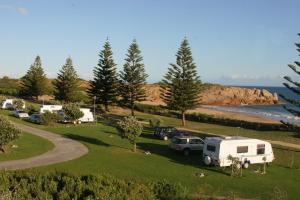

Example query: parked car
[154,126,187,140]
[29,114,42,124]
[169,136,204,156]
[203,136,274,168]
[13,110,29,118]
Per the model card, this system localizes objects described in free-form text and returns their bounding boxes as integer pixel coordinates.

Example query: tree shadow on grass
[64,133,111,147]
[138,142,230,176]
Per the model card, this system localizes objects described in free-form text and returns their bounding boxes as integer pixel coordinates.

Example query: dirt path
[0,123,88,170]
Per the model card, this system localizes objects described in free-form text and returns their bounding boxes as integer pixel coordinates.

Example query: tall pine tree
[20,56,49,100]
[160,38,201,126]
[119,40,148,116]
[89,40,118,111]
[53,57,81,103]
[281,33,300,125]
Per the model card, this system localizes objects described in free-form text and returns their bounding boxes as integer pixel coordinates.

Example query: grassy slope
[0,131,54,162]
[1,109,300,199]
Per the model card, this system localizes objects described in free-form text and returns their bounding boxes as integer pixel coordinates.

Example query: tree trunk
[104,104,109,112]
[181,111,186,126]
[133,142,136,152]
[131,103,135,116]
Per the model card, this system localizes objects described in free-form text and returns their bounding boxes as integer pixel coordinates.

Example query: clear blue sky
[0,0,300,86]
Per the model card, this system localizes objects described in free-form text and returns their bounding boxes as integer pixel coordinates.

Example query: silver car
[13,110,29,118]
[169,136,204,156]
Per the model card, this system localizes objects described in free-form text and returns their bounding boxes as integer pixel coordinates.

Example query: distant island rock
[142,84,279,106]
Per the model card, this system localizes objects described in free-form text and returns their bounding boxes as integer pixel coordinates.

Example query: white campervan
[78,108,94,123]
[203,136,274,168]
[40,105,63,113]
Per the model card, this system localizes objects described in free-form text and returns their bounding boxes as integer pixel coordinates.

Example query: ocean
[203,86,300,125]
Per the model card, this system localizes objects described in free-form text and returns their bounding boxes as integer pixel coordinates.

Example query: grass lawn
[1,109,300,199]
[34,123,300,199]
[0,131,54,162]
[132,111,300,145]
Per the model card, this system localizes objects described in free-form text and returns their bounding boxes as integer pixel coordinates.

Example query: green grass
[0,131,54,161]
[133,111,300,145]
[31,123,299,199]
[1,109,300,199]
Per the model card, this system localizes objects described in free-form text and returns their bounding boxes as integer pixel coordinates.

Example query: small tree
[227,155,241,177]
[40,111,62,126]
[63,104,84,123]
[117,116,143,152]
[0,116,20,152]
[13,99,24,110]
[160,38,201,126]
[20,56,50,100]
[119,40,148,116]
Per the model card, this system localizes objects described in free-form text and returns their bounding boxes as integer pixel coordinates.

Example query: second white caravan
[203,136,274,168]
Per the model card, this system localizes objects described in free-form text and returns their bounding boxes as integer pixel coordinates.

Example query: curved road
[0,123,88,170]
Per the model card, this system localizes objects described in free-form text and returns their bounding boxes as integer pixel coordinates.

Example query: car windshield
[18,111,26,113]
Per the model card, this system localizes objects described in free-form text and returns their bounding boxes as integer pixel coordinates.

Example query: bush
[0,171,190,200]
[13,99,24,110]
[25,104,39,115]
[40,111,62,125]
[0,116,20,152]
[63,104,84,123]
[117,116,143,152]
[149,118,161,128]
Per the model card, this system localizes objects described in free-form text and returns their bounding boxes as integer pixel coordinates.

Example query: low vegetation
[0,116,20,152]
[0,171,187,200]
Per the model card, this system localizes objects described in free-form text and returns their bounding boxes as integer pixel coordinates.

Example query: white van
[203,136,274,168]
[40,105,63,113]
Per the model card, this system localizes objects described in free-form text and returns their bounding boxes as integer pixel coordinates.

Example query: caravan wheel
[204,156,212,166]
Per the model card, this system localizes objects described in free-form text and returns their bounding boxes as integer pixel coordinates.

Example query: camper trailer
[1,99,25,109]
[40,105,63,114]
[203,136,274,168]
[78,108,94,123]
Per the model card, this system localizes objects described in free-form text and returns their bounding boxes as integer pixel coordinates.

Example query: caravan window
[206,145,216,152]
[237,146,248,153]
[257,144,265,155]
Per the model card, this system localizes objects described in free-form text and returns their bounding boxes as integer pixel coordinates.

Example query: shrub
[117,116,143,152]
[63,104,84,123]
[13,99,24,110]
[149,118,161,128]
[40,111,62,126]
[0,171,190,200]
[0,116,20,152]
[25,104,39,115]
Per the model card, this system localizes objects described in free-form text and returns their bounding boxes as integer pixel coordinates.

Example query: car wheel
[163,136,168,141]
[183,148,190,156]
[243,162,250,169]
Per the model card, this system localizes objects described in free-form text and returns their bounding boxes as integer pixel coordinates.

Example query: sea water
[203,86,300,125]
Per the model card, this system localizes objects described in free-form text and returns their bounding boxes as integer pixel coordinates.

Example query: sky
[0,0,300,86]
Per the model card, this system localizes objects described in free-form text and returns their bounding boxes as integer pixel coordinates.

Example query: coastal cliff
[142,84,279,106]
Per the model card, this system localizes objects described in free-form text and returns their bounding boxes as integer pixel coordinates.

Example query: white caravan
[203,136,274,168]
[1,99,25,109]
[40,105,63,113]
[78,108,94,123]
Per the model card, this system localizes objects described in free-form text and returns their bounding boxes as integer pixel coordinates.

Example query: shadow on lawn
[138,142,230,176]
[64,133,111,147]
